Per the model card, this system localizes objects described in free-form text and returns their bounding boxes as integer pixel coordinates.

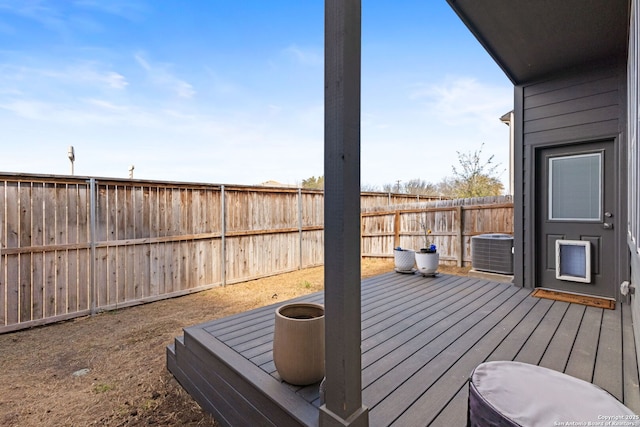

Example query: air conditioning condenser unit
[471,234,514,275]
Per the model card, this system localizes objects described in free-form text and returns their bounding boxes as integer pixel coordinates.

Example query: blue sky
[0,1,513,190]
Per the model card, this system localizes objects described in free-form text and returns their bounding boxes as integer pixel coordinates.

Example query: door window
[549,153,602,221]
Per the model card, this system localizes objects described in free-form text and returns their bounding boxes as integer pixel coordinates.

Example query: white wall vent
[471,234,514,275]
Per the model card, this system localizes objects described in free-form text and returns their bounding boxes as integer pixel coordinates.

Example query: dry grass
[0,259,469,426]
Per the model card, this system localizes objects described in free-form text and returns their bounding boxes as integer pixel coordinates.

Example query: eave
[446,0,630,85]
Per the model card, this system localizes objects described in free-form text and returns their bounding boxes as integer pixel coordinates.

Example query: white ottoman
[468,361,639,426]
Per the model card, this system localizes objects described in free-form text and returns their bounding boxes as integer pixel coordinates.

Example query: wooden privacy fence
[361,196,514,266]
[0,174,440,333]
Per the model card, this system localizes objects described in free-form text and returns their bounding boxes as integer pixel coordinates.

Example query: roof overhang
[447,0,630,85]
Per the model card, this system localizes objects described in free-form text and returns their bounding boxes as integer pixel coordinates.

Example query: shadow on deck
[167,272,640,427]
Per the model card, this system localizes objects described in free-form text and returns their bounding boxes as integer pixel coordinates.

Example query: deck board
[485,297,553,362]
[167,272,640,426]
[430,386,468,427]
[379,288,531,426]
[514,301,570,365]
[361,280,502,370]
[389,294,536,425]
[538,303,586,372]
[364,284,521,422]
[623,304,640,412]
[564,306,602,382]
[594,306,624,400]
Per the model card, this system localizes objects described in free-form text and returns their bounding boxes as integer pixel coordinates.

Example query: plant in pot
[393,246,416,273]
[415,220,439,276]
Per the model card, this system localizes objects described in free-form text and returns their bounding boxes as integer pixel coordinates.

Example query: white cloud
[410,76,512,129]
[283,45,322,66]
[84,98,129,111]
[0,98,134,124]
[203,67,241,95]
[0,62,128,95]
[174,80,195,99]
[104,71,128,89]
[0,99,47,120]
[0,0,70,36]
[133,53,151,71]
[73,0,149,21]
[134,53,195,99]
[357,75,513,189]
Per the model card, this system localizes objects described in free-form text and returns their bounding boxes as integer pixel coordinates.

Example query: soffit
[447,0,629,84]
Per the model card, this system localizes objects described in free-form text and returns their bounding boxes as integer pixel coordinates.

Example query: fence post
[457,205,464,267]
[221,185,226,287]
[394,211,401,248]
[88,178,97,314]
[298,187,303,270]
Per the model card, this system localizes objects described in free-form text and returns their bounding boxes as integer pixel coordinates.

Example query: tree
[381,179,438,195]
[448,143,504,198]
[301,175,324,190]
[434,176,456,197]
[403,178,438,196]
[360,183,380,192]
[382,182,399,193]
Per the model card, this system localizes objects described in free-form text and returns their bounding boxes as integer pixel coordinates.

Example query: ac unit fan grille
[471,234,514,275]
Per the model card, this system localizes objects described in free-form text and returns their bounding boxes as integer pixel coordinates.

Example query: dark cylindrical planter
[273,302,325,385]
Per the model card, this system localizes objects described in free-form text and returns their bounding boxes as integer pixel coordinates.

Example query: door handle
[603,222,613,229]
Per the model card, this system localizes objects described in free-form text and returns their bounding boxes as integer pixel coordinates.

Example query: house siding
[515,63,628,292]
[523,69,624,144]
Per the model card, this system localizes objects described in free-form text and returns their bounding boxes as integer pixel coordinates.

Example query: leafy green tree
[448,143,504,198]
[301,175,324,190]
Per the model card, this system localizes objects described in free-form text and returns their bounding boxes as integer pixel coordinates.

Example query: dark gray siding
[515,63,628,290]
[524,70,623,144]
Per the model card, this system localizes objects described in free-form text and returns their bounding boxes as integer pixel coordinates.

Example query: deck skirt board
[167,273,640,426]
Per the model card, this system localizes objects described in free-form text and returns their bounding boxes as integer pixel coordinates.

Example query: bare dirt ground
[0,259,469,427]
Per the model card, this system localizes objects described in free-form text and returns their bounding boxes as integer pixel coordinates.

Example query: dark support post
[320,1,369,426]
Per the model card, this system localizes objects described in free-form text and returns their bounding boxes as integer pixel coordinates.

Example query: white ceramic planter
[415,251,439,276]
[273,302,325,385]
[393,248,416,272]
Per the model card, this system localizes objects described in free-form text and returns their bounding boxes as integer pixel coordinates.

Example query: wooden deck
[167,272,640,426]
